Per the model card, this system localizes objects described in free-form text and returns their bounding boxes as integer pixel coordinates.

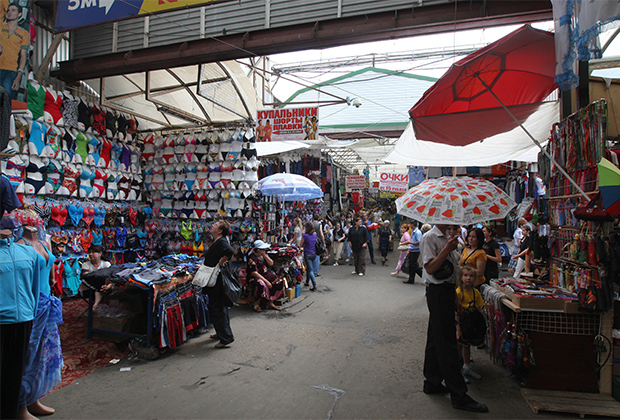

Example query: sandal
[215,342,229,348]
[267,304,281,311]
[253,305,262,312]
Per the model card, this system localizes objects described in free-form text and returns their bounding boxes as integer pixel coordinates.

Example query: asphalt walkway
[43,253,559,419]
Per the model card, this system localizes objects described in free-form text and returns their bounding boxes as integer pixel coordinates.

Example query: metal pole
[477,76,590,200]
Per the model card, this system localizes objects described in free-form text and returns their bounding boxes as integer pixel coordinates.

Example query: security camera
[351,98,362,108]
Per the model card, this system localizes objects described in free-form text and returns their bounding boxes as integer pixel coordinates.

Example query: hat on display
[253,240,271,250]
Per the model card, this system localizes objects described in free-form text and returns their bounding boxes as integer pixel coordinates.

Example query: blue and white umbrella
[257,173,323,200]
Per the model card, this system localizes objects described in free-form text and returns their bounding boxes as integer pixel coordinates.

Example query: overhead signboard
[379,172,409,194]
[54,0,231,32]
[346,175,366,191]
[256,107,318,141]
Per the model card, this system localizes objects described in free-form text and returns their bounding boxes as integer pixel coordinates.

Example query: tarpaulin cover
[385,101,558,167]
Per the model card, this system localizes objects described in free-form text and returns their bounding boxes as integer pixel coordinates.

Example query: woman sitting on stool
[247,240,285,312]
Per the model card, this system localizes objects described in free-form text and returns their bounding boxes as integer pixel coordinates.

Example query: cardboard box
[88,314,137,343]
[285,288,295,301]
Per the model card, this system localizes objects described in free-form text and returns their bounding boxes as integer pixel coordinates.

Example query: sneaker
[359,273,364,276]
[462,367,482,380]
[391,272,399,276]
[462,374,470,384]
[345,258,350,262]
[333,262,339,266]
[352,271,358,275]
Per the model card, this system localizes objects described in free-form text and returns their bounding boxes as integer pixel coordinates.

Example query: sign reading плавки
[379,172,409,193]
[256,107,318,141]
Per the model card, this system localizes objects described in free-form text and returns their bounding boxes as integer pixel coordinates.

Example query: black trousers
[367,239,375,262]
[408,251,423,283]
[353,247,366,274]
[1,321,33,420]
[423,283,468,404]
[205,278,234,345]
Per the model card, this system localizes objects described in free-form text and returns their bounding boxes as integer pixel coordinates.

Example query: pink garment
[394,231,411,272]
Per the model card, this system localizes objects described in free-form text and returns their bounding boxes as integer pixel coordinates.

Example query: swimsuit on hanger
[28,121,46,155]
[120,145,132,171]
[82,206,95,227]
[86,134,101,166]
[44,89,63,124]
[94,207,106,227]
[63,259,81,296]
[68,203,84,226]
[77,100,92,129]
[99,139,112,167]
[79,230,93,253]
[62,98,79,128]
[91,105,106,136]
[63,129,76,161]
[92,230,103,246]
[74,131,88,163]
[105,111,117,137]
[43,124,61,158]
[51,205,68,226]
[27,82,45,120]
[46,174,62,193]
[117,114,128,136]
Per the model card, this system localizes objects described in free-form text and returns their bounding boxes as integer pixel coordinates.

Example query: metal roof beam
[53,1,551,82]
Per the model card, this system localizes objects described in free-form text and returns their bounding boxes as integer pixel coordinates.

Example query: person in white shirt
[80,245,111,308]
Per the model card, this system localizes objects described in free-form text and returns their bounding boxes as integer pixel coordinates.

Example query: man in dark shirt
[348,217,368,276]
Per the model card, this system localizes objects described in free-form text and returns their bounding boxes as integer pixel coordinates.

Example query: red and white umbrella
[395,176,516,225]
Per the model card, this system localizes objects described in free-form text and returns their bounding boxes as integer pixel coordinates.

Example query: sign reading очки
[379,172,409,193]
[256,107,318,142]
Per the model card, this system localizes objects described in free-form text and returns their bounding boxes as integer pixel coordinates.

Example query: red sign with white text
[379,172,409,193]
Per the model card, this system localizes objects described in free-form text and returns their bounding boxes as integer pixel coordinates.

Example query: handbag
[192,264,221,287]
[315,237,325,256]
[573,192,614,221]
[434,259,454,280]
[221,262,243,305]
[398,244,409,251]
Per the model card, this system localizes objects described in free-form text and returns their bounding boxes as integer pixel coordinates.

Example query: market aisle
[43,256,554,419]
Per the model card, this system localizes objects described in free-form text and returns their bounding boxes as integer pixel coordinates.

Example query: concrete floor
[43,254,561,419]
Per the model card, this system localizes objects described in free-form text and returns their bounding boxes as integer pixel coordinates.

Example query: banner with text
[256,107,318,141]
[55,0,232,32]
[379,172,409,194]
[346,175,366,191]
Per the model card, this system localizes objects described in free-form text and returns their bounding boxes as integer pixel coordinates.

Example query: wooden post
[34,33,66,82]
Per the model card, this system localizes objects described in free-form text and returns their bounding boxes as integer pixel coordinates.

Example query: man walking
[348,217,368,276]
[403,223,423,284]
[420,224,488,413]
[361,212,376,265]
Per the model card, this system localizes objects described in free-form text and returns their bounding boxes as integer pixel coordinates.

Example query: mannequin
[26,74,44,122]
[16,217,61,420]
[0,217,41,420]
[43,86,63,126]
[24,155,46,195]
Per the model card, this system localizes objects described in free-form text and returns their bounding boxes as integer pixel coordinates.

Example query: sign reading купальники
[256,107,319,142]
[54,0,233,31]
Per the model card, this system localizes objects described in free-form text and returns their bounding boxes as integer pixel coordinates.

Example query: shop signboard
[256,107,318,141]
[379,172,409,194]
[346,175,366,191]
[379,190,403,199]
[55,0,233,31]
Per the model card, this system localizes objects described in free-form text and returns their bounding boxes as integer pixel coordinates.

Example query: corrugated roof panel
[204,0,265,36]
[270,0,337,27]
[117,19,144,52]
[341,0,451,17]
[73,24,114,58]
[149,8,202,47]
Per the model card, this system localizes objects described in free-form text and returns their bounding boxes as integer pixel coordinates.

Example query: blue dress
[19,241,63,407]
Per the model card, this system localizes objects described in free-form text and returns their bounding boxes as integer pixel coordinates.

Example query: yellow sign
[140,0,221,13]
